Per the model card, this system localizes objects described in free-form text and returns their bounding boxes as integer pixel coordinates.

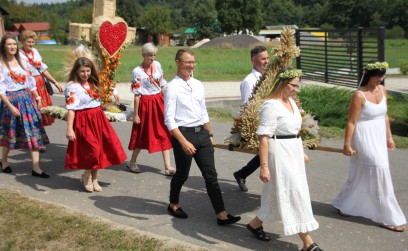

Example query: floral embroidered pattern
[65,91,75,105]
[131,77,141,91]
[9,70,26,85]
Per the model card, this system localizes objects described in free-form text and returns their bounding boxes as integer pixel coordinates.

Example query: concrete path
[0,94,407,250]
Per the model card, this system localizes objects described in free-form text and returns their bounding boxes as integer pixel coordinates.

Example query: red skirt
[31,75,55,126]
[65,107,127,170]
[128,93,172,153]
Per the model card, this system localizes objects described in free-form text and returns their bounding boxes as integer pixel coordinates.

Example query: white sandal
[126,162,141,173]
[165,167,176,176]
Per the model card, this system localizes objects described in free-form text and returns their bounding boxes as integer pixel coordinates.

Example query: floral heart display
[98,20,127,57]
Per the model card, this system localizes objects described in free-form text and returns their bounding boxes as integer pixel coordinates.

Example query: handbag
[43,77,54,96]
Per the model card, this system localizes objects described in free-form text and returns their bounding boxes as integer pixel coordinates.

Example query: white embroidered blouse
[0,62,36,95]
[130,61,166,95]
[19,48,48,76]
[64,82,101,110]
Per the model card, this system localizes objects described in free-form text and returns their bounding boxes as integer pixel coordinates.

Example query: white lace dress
[332,91,406,226]
[256,99,319,236]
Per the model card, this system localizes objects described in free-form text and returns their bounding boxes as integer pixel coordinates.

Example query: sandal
[126,162,141,173]
[379,224,406,232]
[92,179,103,192]
[165,167,176,176]
[246,224,271,241]
[300,243,323,251]
[81,173,93,192]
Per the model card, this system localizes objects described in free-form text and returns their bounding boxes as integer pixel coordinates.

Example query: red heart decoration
[98,21,127,57]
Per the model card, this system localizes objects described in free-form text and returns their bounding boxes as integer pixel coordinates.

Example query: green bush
[298,85,352,128]
[386,26,405,39]
[399,61,408,75]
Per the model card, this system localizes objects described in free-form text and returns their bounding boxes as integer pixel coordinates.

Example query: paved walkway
[1,76,407,250]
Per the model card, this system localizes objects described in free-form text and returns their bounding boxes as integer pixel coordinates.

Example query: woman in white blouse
[246,68,322,251]
[19,30,63,152]
[0,34,50,178]
[127,43,174,175]
[64,56,127,192]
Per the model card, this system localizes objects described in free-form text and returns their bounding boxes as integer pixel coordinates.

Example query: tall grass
[385,39,408,69]
[298,85,408,138]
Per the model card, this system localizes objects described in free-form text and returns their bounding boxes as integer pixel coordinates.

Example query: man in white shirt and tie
[234,46,269,192]
[164,48,241,226]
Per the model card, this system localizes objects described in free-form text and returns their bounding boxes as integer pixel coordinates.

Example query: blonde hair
[20,30,37,42]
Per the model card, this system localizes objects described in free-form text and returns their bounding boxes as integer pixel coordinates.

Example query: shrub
[386,26,405,39]
[399,61,408,75]
[298,85,352,128]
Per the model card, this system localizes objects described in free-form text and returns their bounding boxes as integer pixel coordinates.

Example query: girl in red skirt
[127,43,174,175]
[65,57,127,192]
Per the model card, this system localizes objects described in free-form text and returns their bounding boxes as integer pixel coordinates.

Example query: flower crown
[278,69,303,79]
[365,61,389,71]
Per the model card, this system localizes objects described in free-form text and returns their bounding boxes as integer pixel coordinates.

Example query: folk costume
[128,61,172,153]
[64,82,126,170]
[0,62,49,149]
[19,48,54,126]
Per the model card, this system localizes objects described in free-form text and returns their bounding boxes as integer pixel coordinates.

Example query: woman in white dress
[246,68,322,251]
[332,61,406,232]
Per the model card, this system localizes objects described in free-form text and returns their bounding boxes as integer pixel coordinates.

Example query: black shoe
[1,160,12,174]
[32,171,50,178]
[2,166,12,174]
[167,204,188,219]
[233,172,248,191]
[217,214,241,226]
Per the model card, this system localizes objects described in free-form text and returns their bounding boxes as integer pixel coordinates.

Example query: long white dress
[256,99,319,236]
[332,91,406,226]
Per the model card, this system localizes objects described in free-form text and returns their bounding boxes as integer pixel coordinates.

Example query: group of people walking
[0,32,406,250]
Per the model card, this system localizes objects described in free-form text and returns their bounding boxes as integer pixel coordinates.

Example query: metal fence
[295,27,385,88]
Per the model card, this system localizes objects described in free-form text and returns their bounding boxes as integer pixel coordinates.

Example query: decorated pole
[91,16,128,105]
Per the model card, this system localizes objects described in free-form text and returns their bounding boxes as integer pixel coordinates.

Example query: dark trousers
[235,155,260,179]
[170,129,225,214]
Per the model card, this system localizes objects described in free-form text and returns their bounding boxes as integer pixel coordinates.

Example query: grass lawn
[0,190,196,251]
[36,38,407,83]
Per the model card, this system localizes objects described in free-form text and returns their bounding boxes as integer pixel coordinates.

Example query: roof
[0,7,9,15]
[13,22,51,31]
[184,27,197,34]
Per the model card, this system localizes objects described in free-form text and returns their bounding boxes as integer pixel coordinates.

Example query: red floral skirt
[128,93,172,153]
[31,75,55,126]
[65,107,127,170]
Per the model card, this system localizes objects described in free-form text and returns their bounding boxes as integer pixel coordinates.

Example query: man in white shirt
[234,46,269,192]
[164,48,241,226]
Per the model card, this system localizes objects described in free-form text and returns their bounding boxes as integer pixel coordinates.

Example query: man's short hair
[175,48,194,61]
[250,46,267,60]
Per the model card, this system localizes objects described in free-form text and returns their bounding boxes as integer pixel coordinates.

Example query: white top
[131,61,166,95]
[164,75,209,131]
[64,82,100,110]
[240,68,262,104]
[0,62,36,95]
[256,99,301,137]
[19,48,48,76]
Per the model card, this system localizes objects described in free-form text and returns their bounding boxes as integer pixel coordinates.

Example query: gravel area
[199,34,261,48]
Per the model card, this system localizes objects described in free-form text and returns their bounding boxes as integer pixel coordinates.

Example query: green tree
[240,0,262,34]
[325,0,353,28]
[116,0,144,28]
[216,0,243,34]
[261,0,303,27]
[138,5,172,43]
[191,0,220,39]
